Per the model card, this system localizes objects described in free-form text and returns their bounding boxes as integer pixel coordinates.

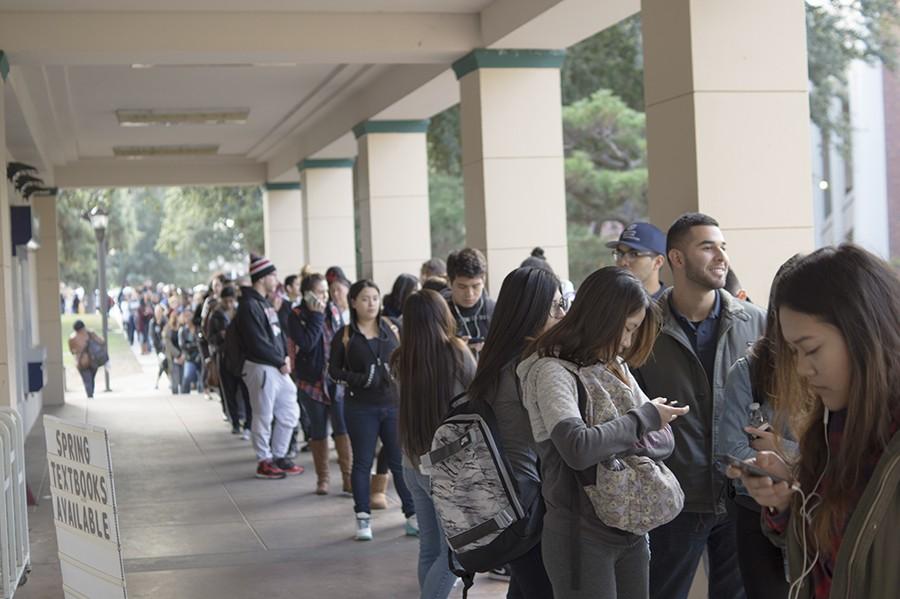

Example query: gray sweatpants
[542,525,650,599]
[242,360,300,462]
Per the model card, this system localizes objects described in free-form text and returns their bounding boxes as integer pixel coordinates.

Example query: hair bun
[531,247,546,260]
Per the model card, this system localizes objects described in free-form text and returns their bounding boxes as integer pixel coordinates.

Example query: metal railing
[0,408,31,597]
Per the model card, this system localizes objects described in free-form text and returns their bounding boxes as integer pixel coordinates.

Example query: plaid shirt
[296,303,343,405]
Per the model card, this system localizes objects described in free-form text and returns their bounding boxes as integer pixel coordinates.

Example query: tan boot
[310,439,330,495]
[370,473,389,510]
[334,434,353,494]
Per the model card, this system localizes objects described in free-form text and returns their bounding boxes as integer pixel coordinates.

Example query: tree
[155,186,264,284]
[429,171,466,260]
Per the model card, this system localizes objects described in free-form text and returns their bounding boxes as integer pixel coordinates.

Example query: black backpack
[222,314,244,377]
[420,393,544,597]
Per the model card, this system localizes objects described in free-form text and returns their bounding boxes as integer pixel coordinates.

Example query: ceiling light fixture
[113,145,219,158]
[116,109,250,127]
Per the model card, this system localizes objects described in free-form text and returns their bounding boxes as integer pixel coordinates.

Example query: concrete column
[353,120,431,292]
[0,52,20,409]
[454,49,569,292]
[32,193,65,406]
[298,160,357,280]
[642,0,815,302]
[263,183,305,277]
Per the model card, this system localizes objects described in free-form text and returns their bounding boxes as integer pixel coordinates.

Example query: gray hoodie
[517,353,673,540]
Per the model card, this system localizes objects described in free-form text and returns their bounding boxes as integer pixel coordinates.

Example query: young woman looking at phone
[727,245,900,599]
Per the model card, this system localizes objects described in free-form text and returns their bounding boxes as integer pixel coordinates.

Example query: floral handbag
[578,365,684,535]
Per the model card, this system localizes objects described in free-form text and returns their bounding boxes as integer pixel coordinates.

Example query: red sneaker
[273,458,304,475]
[256,460,287,479]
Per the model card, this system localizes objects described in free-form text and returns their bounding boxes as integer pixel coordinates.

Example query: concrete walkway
[19,347,508,599]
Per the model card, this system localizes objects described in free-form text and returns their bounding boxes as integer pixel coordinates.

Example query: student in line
[728,245,900,599]
[517,267,688,599]
[394,290,477,599]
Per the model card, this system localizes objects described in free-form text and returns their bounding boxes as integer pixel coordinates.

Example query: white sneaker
[405,514,419,537]
[355,512,373,541]
[241,429,251,441]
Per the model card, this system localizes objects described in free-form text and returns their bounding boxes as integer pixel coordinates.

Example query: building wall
[883,58,900,265]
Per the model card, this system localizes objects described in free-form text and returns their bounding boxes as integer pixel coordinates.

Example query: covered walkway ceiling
[0,0,638,187]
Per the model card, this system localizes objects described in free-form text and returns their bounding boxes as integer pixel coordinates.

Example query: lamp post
[88,207,111,392]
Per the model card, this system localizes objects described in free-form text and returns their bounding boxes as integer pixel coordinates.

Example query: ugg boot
[370,473,389,510]
[310,439,330,495]
[334,434,353,494]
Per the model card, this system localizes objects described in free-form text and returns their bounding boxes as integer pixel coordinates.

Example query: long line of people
[82,210,898,599]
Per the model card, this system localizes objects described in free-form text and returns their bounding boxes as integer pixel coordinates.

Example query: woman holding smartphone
[288,272,353,496]
[728,245,900,599]
[517,267,688,599]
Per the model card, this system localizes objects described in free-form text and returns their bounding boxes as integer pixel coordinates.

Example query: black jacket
[287,302,335,384]
[328,318,400,405]
[206,308,231,354]
[236,286,287,369]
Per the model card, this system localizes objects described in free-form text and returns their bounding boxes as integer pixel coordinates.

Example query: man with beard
[634,213,764,599]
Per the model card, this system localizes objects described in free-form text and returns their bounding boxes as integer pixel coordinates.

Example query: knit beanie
[249,253,276,283]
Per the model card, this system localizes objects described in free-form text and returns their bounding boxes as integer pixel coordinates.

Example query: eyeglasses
[612,249,655,262]
[549,297,570,319]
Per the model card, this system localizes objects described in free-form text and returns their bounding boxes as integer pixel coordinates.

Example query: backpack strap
[381,316,400,342]
[569,368,587,592]
[447,549,476,599]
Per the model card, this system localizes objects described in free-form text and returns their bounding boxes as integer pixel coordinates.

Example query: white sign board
[43,415,127,599]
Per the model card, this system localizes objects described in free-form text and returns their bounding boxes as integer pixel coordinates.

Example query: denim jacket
[718,356,798,504]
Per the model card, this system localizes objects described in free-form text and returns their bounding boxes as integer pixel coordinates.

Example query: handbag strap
[568,369,587,591]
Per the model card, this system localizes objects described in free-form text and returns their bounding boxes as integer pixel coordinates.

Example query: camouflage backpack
[419,393,544,595]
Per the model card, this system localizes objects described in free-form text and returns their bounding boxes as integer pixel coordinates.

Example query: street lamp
[88,206,111,392]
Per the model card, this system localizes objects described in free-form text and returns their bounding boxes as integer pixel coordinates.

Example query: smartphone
[467,337,485,345]
[303,291,320,308]
[715,454,792,485]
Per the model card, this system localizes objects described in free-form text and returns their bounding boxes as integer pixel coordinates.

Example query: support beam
[0,12,481,66]
[354,120,432,292]
[642,0,814,303]
[55,158,266,188]
[0,56,21,409]
[32,193,65,406]
[298,160,357,281]
[263,183,306,277]
[456,49,570,292]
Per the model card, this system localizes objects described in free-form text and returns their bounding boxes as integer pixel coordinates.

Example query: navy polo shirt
[669,291,722,390]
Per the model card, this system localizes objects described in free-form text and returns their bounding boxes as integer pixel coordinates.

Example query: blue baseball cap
[605,222,666,256]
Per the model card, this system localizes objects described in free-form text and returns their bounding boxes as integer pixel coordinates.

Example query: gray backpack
[419,393,543,591]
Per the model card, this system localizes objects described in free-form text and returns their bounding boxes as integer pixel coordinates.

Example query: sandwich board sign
[43,415,127,598]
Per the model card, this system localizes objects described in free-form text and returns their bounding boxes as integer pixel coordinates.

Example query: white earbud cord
[788,411,831,599]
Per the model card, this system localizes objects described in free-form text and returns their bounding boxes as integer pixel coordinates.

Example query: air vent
[117,109,249,127]
[113,145,219,158]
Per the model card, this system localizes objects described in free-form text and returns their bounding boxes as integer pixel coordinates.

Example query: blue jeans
[180,360,200,394]
[299,390,347,440]
[78,367,97,398]
[343,401,414,517]
[649,508,746,599]
[403,465,457,599]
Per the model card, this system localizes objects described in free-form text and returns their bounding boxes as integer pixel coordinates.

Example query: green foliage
[156,186,264,284]
[57,189,137,289]
[429,170,466,261]
[561,14,644,110]
[567,222,616,287]
[428,106,462,177]
[805,0,900,150]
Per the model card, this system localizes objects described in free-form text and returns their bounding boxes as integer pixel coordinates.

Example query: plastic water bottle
[748,402,770,440]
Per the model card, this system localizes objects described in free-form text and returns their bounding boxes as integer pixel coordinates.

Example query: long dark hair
[468,267,560,403]
[773,244,900,551]
[383,273,418,315]
[392,290,473,460]
[527,267,658,377]
[347,279,381,326]
[747,255,801,403]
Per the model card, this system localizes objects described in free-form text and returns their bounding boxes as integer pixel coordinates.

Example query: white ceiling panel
[0,0,494,12]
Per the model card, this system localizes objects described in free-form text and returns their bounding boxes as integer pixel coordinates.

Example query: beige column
[0,52,20,409]
[32,193,65,406]
[642,0,815,302]
[298,160,357,280]
[354,120,431,292]
[263,183,305,277]
[455,49,569,292]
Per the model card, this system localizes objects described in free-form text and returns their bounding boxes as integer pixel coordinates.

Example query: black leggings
[508,541,554,599]
[735,501,789,599]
